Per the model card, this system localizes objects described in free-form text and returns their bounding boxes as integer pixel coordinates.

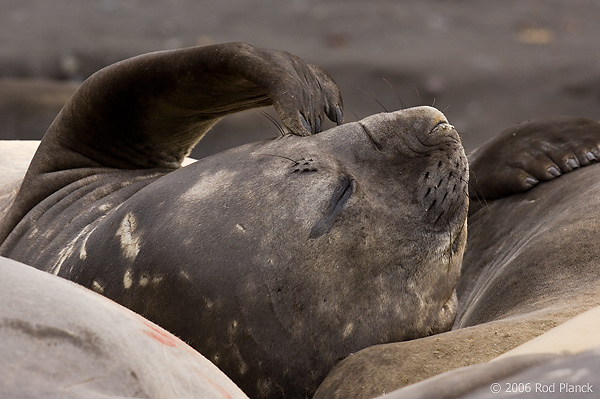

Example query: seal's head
[345,106,469,332]
[266,105,469,340]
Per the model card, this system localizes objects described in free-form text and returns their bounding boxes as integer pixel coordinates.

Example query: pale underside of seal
[0,255,249,399]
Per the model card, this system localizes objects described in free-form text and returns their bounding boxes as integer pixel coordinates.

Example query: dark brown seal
[0,43,468,398]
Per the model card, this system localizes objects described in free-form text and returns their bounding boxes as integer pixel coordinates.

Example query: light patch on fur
[152,276,163,285]
[79,245,87,260]
[79,225,96,260]
[342,322,354,338]
[116,212,141,261]
[235,223,246,232]
[228,320,248,375]
[27,227,38,239]
[42,228,57,240]
[407,280,426,312]
[179,270,191,280]
[49,225,93,275]
[51,245,74,276]
[92,280,105,294]
[136,274,163,286]
[123,268,133,289]
[139,274,149,287]
[80,215,108,260]
[180,169,237,202]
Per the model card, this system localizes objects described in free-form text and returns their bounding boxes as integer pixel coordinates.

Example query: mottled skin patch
[116,213,141,261]
[0,44,467,398]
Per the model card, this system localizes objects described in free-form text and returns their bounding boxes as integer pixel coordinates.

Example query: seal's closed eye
[309,176,355,239]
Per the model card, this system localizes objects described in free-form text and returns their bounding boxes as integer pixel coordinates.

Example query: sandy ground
[1,0,600,158]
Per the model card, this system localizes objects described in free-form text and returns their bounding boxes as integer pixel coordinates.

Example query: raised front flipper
[35,43,344,173]
[0,43,343,244]
[469,116,600,207]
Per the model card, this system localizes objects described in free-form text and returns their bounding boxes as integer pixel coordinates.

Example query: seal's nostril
[431,120,453,134]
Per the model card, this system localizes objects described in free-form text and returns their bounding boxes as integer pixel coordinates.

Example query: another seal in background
[0,255,249,399]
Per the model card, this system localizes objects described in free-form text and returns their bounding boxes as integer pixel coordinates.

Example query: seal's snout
[430,120,457,138]
[357,106,462,155]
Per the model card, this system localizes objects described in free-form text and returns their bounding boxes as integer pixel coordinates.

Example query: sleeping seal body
[0,43,468,398]
[4,42,599,399]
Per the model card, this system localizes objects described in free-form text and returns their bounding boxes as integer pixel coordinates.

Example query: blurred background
[1,0,599,158]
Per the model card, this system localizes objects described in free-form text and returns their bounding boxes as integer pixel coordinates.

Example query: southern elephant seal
[314,116,600,399]
[0,255,248,399]
[0,43,469,398]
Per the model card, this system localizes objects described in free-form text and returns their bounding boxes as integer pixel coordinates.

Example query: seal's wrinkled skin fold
[0,44,469,398]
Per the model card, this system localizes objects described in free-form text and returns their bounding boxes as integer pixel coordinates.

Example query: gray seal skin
[0,43,468,398]
[0,255,250,399]
[313,116,600,399]
[379,349,600,399]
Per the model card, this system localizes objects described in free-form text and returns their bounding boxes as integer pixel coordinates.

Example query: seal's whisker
[462,176,487,206]
[432,97,436,107]
[257,109,286,137]
[413,86,422,106]
[462,187,471,200]
[358,88,389,113]
[459,177,472,200]
[351,110,361,122]
[382,77,406,110]
[259,153,299,165]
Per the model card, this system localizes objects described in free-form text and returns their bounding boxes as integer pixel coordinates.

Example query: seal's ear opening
[309,175,356,238]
